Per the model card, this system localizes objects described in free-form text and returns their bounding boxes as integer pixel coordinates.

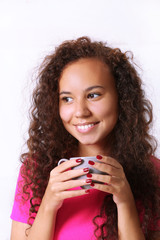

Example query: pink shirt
[11,157,160,239]
[11,169,107,240]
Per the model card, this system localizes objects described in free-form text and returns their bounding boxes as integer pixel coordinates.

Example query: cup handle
[58,158,68,165]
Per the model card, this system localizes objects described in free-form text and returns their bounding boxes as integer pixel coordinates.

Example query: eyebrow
[59,85,104,95]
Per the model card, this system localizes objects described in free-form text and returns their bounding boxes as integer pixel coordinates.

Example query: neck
[78,142,111,157]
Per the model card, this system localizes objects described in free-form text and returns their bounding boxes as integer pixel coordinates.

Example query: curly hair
[20,36,160,239]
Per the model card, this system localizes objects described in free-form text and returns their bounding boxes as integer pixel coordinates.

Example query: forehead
[59,58,114,90]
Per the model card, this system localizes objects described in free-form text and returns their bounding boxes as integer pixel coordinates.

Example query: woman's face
[59,58,118,147]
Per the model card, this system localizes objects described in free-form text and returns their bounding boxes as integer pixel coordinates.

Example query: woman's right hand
[41,158,91,212]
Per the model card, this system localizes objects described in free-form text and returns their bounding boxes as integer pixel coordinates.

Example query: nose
[75,99,91,118]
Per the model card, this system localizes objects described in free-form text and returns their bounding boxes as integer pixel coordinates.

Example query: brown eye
[87,93,100,99]
[61,97,73,103]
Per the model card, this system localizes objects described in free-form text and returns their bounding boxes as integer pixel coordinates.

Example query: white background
[0,0,160,239]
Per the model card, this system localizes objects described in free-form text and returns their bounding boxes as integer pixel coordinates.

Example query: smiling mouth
[75,122,99,131]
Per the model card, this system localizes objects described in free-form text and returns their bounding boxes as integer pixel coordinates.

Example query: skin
[59,58,145,240]
[59,58,118,152]
[11,58,146,240]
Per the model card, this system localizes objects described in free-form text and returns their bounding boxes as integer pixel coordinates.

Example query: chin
[78,137,101,146]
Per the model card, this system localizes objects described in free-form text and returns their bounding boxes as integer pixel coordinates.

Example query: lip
[74,121,99,133]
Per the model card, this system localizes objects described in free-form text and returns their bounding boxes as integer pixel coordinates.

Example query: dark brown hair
[21,37,160,239]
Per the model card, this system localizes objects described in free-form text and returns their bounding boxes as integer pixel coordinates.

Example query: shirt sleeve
[148,156,160,230]
[10,166,32,224]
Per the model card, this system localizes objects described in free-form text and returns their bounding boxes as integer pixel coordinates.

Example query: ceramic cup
[58,156,107,189]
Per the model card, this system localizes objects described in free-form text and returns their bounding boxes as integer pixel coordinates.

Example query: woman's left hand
[88,155,134,207]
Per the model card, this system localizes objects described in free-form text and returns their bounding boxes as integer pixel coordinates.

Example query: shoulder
[10,165,34,225]
[150,155,160,165]
[150,156,160,175]
[150,156,160,187]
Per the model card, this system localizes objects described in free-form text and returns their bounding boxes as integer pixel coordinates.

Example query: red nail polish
[85,189,90,194]
[76,158,82,163]
[83,168,89,172]
[90,182,95,187]
[87,173,92,178]
[86,179,92,183]
[96,155,102,160]
[88,160,95,165]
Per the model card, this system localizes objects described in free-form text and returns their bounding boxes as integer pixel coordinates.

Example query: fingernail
[86,179,92,183]
[88,160,95,165]
[87,173,92,178]
[85,189,90,194]
[83,168,89,172]
[96,155,102,160]
[90,183,95,187]
[76,158,82,163]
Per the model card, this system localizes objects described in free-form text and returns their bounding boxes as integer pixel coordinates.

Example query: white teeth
[77,123,94,130]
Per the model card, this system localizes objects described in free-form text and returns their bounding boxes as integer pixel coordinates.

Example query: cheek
[94,100,118,119]
[59,105,72,123]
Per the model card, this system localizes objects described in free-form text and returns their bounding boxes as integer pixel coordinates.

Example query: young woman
[10,37,160,240]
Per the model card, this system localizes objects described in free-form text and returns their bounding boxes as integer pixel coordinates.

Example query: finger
[90,182,116,194]
[52,178,93,192]
[90,183,121,195]
[97,155,122,169]
[53,168,90,182]
[51,158,83,174]
[91,173,124,186]
[89,161,125,178]
[60,189,91,200]
[92,180,127,196]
